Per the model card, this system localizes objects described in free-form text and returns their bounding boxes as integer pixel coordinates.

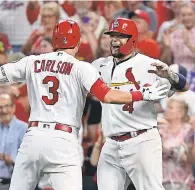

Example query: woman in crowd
[159,98,194,190]
[21,2,60,55]
[161,2,195,91]
[96,30,111,58]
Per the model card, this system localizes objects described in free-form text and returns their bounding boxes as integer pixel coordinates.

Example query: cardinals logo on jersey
[125,68,140,90]
[110,67,140,89]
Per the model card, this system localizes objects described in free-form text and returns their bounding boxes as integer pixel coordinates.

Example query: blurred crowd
[1,1,195,190]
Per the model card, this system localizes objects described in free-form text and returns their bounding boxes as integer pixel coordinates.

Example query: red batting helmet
[104,18,138,55]
[52,20,81,51]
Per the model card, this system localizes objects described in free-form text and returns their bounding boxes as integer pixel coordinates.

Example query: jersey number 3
[42,76,59,105]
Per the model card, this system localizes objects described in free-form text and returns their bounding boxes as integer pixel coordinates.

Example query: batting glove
[141,80,168,101]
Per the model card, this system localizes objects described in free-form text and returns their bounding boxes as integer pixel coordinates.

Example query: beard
[110,46,125,58]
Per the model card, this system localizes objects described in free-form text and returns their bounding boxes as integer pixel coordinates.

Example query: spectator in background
[143,0,157,10]
[0,48,29,124]
[157,1,184,43]
[162,2,195,91]
[31,36,53,55]
[160,64,195,125]
[83,129,105,190]
[75,9,109,62]
[114,1,158,37]
[0,33,11,65]
[85,94,102,142]
[76,11,99,62]
[159,1,184,65]
[156,1,175,30]
[26,0,41,25]
[26,0,73,25]
[159,98,193,190]
[0,94,28,190]
[14,84,30,123]
[132,10,160,59]
[96,30,111,58]
[0,1,33,52]
[0,85,29,123]
[104,1,124,25]
[71,1,108,40]
[21,2,60,55]
[85,31,111,143]
[0,33,27,66]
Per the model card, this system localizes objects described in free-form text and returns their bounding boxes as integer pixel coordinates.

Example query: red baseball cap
[133,9,150,25]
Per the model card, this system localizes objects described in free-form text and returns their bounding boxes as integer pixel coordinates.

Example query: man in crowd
[0,93,27,190]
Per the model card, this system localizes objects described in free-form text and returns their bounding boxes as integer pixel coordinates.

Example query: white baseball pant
[97,128,165,190]
[9,122,82,190]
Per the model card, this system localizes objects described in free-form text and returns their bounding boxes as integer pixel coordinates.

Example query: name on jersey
[34,60,73,75]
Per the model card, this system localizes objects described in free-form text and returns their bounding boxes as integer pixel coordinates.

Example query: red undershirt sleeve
[90,78,111,102]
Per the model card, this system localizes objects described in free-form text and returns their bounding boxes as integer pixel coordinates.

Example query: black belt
[0,178,11,184]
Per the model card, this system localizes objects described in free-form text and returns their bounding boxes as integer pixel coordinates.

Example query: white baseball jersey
[92,53,173,137]
[2,51,100,129]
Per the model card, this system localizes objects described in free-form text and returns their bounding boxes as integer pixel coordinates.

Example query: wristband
[168,69,179,84]
[130,91,143,102]
[171,73,186,90]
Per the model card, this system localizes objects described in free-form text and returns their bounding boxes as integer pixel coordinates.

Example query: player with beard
[92,18,189,190]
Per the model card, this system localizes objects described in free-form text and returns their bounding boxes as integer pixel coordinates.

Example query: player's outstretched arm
[91,79,168,104]
[81,62,168,104]
[0,57,28,85]
[148,62,189,92]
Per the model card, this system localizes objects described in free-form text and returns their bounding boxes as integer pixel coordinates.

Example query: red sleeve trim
[90,78,110,102]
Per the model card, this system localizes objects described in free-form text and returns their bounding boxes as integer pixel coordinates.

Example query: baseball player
[0,20,168,190]
[92,18,189,190]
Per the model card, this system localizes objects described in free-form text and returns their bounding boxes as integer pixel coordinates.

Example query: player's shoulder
[135,53,159,66]
[92,56,113,65]
[74,60,99,77]
[136,53,155,61]
[8,54,37,64]
[18,54,43,64]
[76,60,96,71]
[91,56,113,68]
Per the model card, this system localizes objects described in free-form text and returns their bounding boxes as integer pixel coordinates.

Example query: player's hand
[141,80,168,101]
[148,62,170,79]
